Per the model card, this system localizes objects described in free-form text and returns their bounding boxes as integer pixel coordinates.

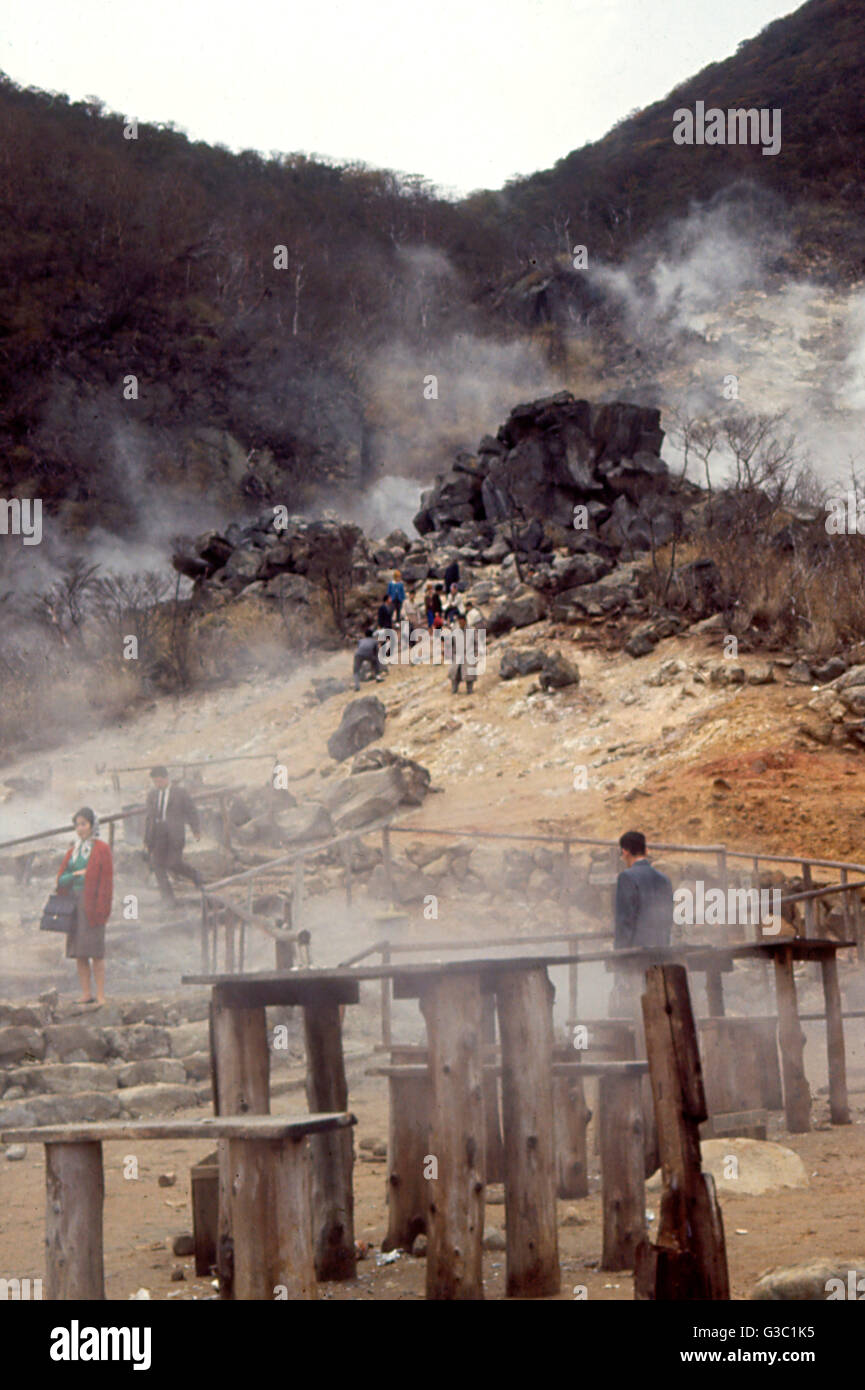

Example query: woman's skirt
[66,896,106,959]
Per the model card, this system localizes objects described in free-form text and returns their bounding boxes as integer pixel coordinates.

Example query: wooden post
[381,826,394,900]
[704,963,725,1017]
[293,859,305,931]
[382,1071,432,1252]
[715,849,728,941]
[599,1072,646,1269]
[303,1001,356,1281]
[211,988,271,1299]
[554,1071,590,1200]
[226,1136,317,1299]
[853,889,865,963]
[108,820,115,850]
[820,954,851,1125]
[801,862,816,938]
[224,915,236,974]
[495,967,560,1298]
[636,965,729,1300]
[561,840,571,929]
[380,943,392,1050]
[45,1141,105,1300]
[201,898,209,974]
[568,936,579,1029]
[419,974,485,1300]
[773,945,811,1133]
[481,993,504,1186]
[840,870,853,943]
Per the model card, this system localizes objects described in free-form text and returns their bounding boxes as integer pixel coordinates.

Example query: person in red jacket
[56,807,113,1005]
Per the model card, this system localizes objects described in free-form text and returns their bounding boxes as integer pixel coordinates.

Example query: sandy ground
[3,1068,865,1302]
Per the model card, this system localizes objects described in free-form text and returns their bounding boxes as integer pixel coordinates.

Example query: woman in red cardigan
[56,807,113,1005]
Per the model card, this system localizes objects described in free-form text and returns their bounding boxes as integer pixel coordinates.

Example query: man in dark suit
[615,830,674,950]
[144,766,203,906]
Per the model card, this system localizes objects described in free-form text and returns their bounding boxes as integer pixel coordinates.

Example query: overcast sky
[2,0,800,195]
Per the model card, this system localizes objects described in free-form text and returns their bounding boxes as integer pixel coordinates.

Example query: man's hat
[150,765,169,779]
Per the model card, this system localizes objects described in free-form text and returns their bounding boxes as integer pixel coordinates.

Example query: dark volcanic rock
[499,647,545,680]
[539,652,580,689]
[327,696,387,762]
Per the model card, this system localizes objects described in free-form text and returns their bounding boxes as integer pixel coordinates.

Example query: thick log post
[481,993,505,1186]
[304,1000,356,1280]
[773,946,811,1132]
[211,989,270,1299]
[704,964,725,1017]
[382,1071,432,1252]
[554,1072,590,1199]
[45,1140,105,1300]
[821,954,850,1125]
[636,964,729,1301]
[226,1136,316,1299]
[496,967,560,1298]
[419,973,485,1300]
[599,1072,646,1270]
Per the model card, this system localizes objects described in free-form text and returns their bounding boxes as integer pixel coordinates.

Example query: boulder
[539,652,580,689]
[0,1025,46,1066]
[14,1062,118,1094]
[320,766,409,831]
[751,1259,865,1301]
[166,1021,211,1058]
[0,1090,122,1127]
[499,648,545,680]
[486,590,546,635]
[116,1059,187,1088]
[0,1002,51,1028]
[103,1025,172,1062]
[349,748,430,805]
[310,677,350,702]
[625,628,658,658]
[327,696,387,762]
[118,1084,200,1118]
[180,1052,212,1083]
[43,1024,107,1063]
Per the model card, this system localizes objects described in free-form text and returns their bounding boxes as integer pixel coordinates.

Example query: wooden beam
[226,1135,317,1299]
[820,954,850,1125]
[211,990,270,1300]
[419,973,485,1300]
[382,1071,431,1253]
[495,967,560,1298]
[636,964,729,1300]
[304,1001,356,1281]
[773,946,811,1133]
[599,1072,646,1269]
[45,1140,105,1300]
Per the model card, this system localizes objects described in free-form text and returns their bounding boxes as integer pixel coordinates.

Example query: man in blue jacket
[614,830,674,949]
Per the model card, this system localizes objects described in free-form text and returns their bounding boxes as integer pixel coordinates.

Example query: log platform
[1,1114,355,1302]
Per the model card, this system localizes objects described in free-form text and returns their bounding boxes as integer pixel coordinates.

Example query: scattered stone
[0,1025,47,1066]
[172,1233,195,1258]
[411,1233,428,1258]
[4,1144,26,1161]
[788,660,813,684]
[171,1267,185,1282]
[751,1258,865,1301]
[625,629,657,658]
[483,1229,507,1252]
[499,647,545,680]
[327,696,387,762]
[158,1172,178,1188]
[747,663,775,685]
[538,652,580,690]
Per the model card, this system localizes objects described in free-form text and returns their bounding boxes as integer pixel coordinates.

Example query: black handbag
[40,893,78,933]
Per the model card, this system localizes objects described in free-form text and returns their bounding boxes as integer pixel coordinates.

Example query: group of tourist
[354,563,484,694]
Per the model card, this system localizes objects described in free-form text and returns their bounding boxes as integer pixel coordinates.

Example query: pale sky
[2,0,800,195]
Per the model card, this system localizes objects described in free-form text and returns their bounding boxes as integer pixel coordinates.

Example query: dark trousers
[149,829,201,902]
